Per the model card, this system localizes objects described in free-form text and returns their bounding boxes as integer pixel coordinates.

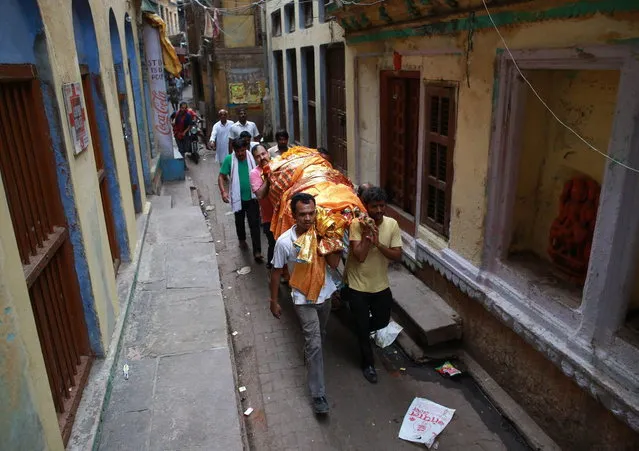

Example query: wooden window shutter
[421,85,456,237]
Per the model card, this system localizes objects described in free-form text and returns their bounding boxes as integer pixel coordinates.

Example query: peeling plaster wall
[0,0,148,447]
[347,12,639,265]
[35,0,149,348]
[511,69,618,257]
[0,191,61,450]
[344,5,639,446]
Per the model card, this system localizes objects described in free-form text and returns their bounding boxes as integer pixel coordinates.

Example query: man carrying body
[229,108,261,151]
[218,138,263,262]
[269,193,341,414]
[268,129,292,158]
[344,187,402,383]
[249,145,277,269]
[208,109,234,164]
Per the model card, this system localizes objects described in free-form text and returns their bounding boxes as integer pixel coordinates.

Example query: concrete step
[389,264,462,348]
[149,195,173,211]
[161,180,195,207]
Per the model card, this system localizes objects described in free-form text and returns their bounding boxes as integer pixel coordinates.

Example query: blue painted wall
[125,17,152,195]
[0,1,99,447]
[72,0,130,261]
[109,10,143,213]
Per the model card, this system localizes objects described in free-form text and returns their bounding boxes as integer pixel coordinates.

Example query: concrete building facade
[265,0,346,168]
[331,0,639,448]
[0,0,156,448]
[158,0,180,36]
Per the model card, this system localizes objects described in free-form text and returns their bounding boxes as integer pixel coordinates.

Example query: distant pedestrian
[170,102,194,169]
[167,83,179,112]
[268,129,292,158]
[357,182,373,203]
[175,76,185,99]
[269,193,341,415]
[228,108,261,151]
[218,138,263,262]
[344,187,402,384]
[239,130,260,153]
[208,109,234,163]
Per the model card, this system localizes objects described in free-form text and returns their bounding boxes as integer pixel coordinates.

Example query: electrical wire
[481,0,639,174]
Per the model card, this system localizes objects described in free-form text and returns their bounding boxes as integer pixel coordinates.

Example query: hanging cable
[481,0,639,174]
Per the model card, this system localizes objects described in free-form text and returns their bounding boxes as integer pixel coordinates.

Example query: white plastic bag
[398,397,455,448]
[374,320,403,348]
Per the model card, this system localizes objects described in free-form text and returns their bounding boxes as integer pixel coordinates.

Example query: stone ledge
[66,201,153,451]
[412,238,639,434]
[389,264,462,347]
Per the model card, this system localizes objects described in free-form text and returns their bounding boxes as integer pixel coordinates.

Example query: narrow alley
[188,152,531,450]
[4,1,639,450]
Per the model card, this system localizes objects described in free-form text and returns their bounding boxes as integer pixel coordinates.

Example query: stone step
[389,264,462,348]
[161,180,195,207]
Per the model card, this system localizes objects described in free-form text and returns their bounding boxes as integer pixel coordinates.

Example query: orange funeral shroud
[266,146,365,302]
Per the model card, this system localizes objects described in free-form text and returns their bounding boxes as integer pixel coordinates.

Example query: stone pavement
[189,154,532,451]
[96,180,244,451]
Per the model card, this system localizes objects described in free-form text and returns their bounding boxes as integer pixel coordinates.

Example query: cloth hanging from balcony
[143,13,183,77]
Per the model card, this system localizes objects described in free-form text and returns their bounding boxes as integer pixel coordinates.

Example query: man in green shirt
[218,138,263,262]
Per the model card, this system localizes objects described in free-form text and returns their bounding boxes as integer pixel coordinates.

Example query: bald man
[209,109,235,163]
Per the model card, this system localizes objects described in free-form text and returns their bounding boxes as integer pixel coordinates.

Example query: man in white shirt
[268,129,292,158]
[208,109,234,163]
[269,193,341,415]
[228,108,261,151]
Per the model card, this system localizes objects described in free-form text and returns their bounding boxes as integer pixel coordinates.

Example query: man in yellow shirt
[345,186,403,383]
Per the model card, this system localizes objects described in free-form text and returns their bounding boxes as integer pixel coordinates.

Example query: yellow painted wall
[0,186,63,450]
[346,13,639,266]
[511,69,618,257]
[0,0,147,447]
[36,0,148,346]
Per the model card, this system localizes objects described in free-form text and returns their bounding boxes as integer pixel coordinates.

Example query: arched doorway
[72,0,129,269]
[109,10,142,213]
[125,13,152,194]
[0,0,92,443]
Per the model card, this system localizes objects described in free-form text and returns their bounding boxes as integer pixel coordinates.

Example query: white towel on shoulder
[230,152,256,213]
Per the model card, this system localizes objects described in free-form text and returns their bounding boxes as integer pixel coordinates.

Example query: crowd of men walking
[206,107,403,416]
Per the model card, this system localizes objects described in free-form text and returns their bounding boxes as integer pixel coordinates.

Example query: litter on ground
[238,386,246,393]
[398,397,455,448]
[374,320,403,348]
[237,266,252,275]
[435,362,462,377]
[244,407,254,416]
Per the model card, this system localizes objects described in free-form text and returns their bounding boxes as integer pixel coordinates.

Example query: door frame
[379,70,420,235]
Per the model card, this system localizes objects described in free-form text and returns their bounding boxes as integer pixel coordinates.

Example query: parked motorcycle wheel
[190,140,200,164]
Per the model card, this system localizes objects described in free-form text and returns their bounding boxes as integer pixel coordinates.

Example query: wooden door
[0,65,92,444]
[326,44,347,171]
[81,68,120,272]
[380,71,420,233]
